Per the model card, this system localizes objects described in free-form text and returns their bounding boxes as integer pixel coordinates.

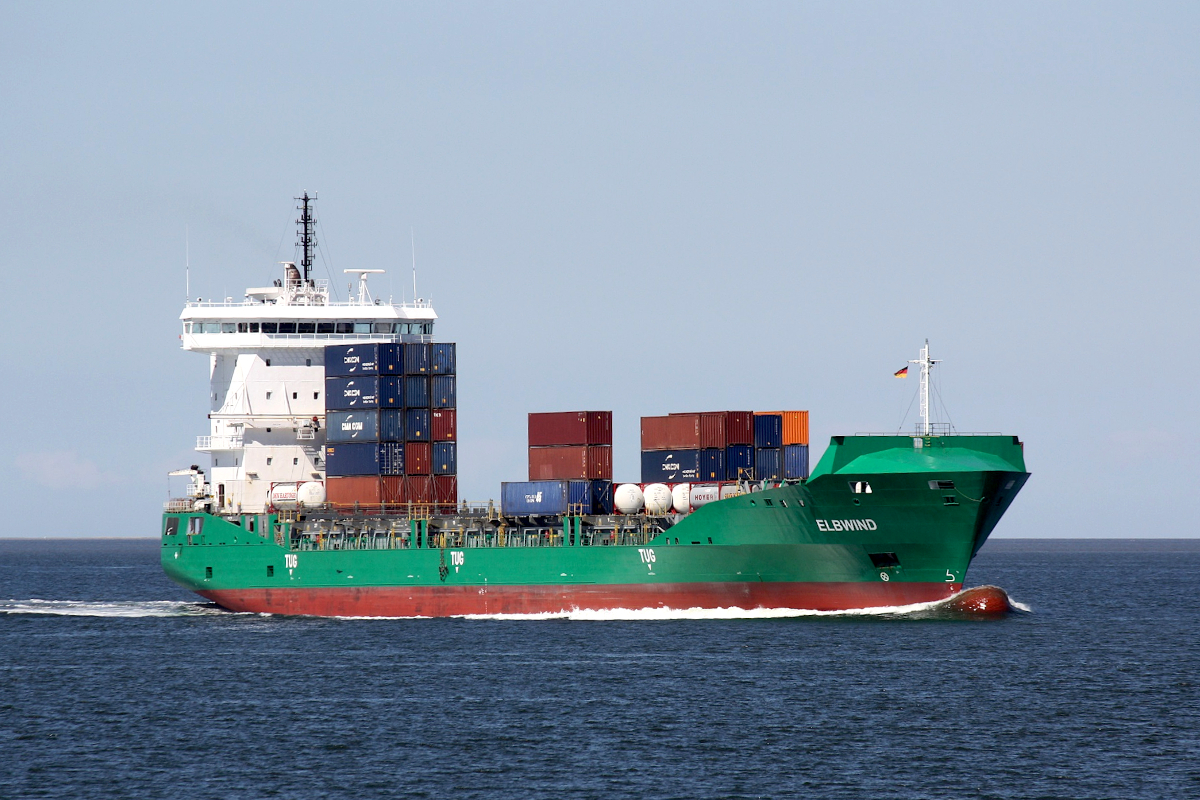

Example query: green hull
[160,435,1028,616]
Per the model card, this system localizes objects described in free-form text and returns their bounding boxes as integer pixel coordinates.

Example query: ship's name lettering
[816,518,877,532]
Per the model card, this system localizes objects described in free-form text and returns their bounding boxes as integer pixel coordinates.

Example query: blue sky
[1,2,1196,537]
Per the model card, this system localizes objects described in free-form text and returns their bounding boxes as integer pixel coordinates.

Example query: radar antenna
[295,191,318,283]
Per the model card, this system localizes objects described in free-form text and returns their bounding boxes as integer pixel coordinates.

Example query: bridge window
[354,322,372,333]
[221,323,235,333]
[374,322,392,333]
[261,322,278,333]
[317,322,335,333]
[297,322,316,334]
[277,322,297,333]
[249,322,259,332]
[336,322,354,333]
[203,322,220,333]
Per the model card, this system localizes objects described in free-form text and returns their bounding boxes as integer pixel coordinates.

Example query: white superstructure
[178,194,437,514]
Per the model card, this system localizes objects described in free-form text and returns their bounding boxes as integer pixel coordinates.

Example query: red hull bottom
[200,581,966,617]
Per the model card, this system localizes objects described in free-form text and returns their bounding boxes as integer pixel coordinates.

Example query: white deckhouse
[177,194,436,514]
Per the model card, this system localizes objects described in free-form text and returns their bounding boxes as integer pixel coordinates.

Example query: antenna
[908,339,942,436]
[295,191,318,283]
[410,228,417,300]
[185,224,190,302]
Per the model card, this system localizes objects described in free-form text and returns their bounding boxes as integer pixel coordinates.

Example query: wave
[0,599,240,618]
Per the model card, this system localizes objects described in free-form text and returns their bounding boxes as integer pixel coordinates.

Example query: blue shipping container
[501,480,592,515]
[725,445,754,480]
[755,447,782,480]
[404,343,430,375]
[783,444,809,479]
[378,376,404,407]
[641,450,702,483]
[405,408,431,441]
[378,343,403,375]
[591,480,614,515]
[380,408,404,441]
[324,442,404,476]
[325,376,380,410]
[431,343,456,374]
[698,448,725,482]
[433,442,457,475]
[324,344,380,377]
[405,376,430,407]
[431,375,456,409]
[326,410,379,443]
[754,414,783,448]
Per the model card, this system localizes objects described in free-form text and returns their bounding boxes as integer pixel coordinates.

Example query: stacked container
[641,410,809,482]
[641,413,739,483]
[524,411,613,513]
[323,342,458,510]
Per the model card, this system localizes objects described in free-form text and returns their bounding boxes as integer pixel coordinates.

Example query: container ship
[161,195,1029,617]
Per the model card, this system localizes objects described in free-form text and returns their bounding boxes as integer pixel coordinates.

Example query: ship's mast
[296,191,317,283]
[909,339,941,435]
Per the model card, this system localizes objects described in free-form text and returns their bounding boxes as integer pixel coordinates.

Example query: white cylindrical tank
[643,483,673,515]
[690,484,720,509]
[297,481,326,509]
[270,483,300,509]
[720,484,743,500]
[614,484,645,515]
[671,483,691,514]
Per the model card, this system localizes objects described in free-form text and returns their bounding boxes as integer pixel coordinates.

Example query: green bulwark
[161,435,1029,615]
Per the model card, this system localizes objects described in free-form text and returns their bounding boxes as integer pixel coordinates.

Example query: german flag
[894,367,909,378]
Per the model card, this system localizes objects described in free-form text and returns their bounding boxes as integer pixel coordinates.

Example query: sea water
[1,538,1197,799]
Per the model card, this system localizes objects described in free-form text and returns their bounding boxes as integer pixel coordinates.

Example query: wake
[1,599,239,618]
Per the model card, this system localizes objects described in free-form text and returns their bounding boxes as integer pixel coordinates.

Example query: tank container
[725,445,754,480]
[641,415,702,450]
[405,408,431,441]
[404,343,430,374]
[753,413,783,448]
[783,444,809,479]
[689,484,720,509]
[754,447,782,481]
[528,411,613,447]
[430,375,456,409]
[326,410,380,443]
[431,343,456,375]
[640,450,702,483]
[528,445,612,481]
[324,344,380,377]
[404,376,430,408]
[433,442,457,475]
[501,480,593,515]
[324,376,380,410]
[431,409,457,441]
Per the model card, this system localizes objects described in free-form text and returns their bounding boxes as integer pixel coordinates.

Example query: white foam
[0,599,236,618]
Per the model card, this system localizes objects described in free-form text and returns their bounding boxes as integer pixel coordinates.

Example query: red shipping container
[406,475,433,504]
[641,415,702,450]
[405,442,432,475]
[528,445,613,480]
[326,476,383,509]
[672,411,753,445]
[528,411,612,447]
[381,476,407,506]
[431,409,457,441]
[434,475,458,513]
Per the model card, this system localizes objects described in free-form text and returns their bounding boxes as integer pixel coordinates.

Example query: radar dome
[614,484,645,515]
[643,483,673,515]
